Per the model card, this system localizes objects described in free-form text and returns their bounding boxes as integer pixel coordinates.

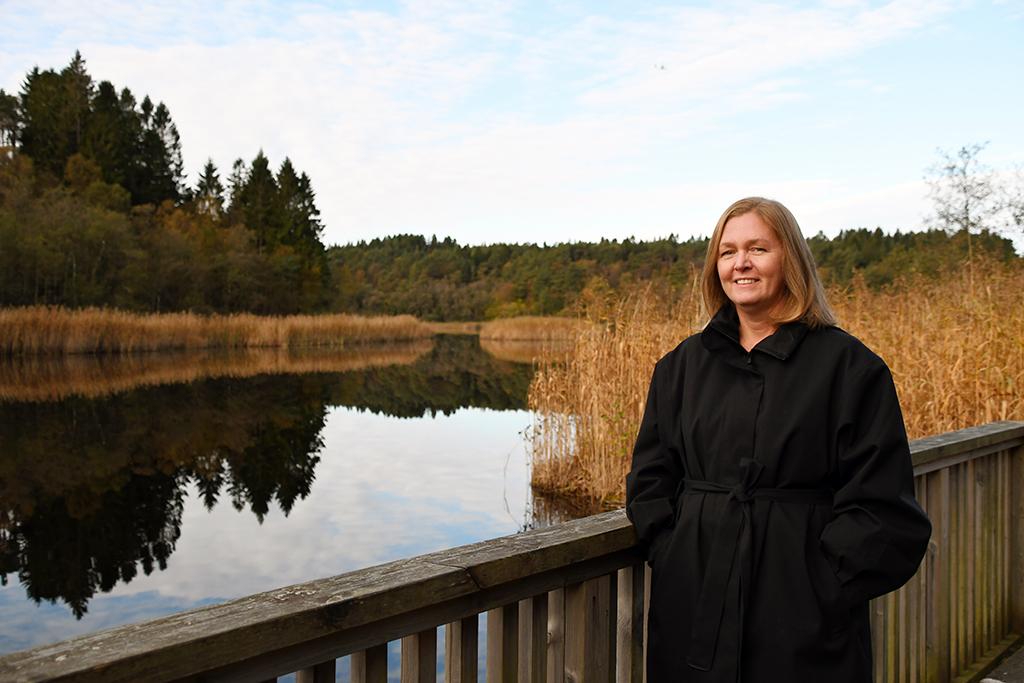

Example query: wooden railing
[2,420,1023,683]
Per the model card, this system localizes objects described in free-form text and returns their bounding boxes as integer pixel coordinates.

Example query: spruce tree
[132,96,185,204]
[18,67,67,177]
[239,151,280,250]
[0,89,19,147]
[60,51,93,154]
[83,81,137,188]
[195,159,225,218]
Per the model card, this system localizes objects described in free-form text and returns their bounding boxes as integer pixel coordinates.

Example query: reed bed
[0,341,433,402]
[528,257,1024,509]
[0,307,432,355]
[479,316,588,341]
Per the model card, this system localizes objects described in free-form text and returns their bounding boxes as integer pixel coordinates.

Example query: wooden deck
[1,420,1022,683]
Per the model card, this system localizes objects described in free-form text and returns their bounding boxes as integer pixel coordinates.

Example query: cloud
[0,1,968,245]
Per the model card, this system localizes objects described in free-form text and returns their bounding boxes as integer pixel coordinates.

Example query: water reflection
[0,336,539,629]
[0,342,434,403]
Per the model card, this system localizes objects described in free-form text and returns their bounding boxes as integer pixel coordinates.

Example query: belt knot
[728,457,764,503]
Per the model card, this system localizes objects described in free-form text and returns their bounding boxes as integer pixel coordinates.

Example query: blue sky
[1,0,1022,247]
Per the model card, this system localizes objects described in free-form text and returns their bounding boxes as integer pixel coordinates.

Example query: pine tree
[194,159,225,218]
[239,151,280,250]
[132,96,185,204]
[83,81,138,188]
[59,51,93,154]
[225,158,247,223]
[18,67,67,177]
[0,89,19,148]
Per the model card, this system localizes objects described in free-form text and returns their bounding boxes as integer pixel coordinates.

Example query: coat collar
[700,303,809,361]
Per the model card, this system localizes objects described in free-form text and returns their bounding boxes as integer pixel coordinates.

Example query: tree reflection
[0,336,533,617]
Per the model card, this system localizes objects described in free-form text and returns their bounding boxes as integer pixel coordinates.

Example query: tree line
[328,228,1017,320]
[0,53,330,313]
[1,54,1019,320]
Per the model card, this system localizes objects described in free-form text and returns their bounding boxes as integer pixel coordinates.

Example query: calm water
[0,336,575,664]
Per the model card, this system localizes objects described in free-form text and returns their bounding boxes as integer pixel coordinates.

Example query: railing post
[352,644,388,683]
[446,615,479,683]
[547,588,565,683]
[564,575,612,683]
[925,466,952,682]
[1012,444,1024,634]
[520,595,548,683]
[616,563,644,683]
[402,628,438,683]
[296,660,335,683]
[486,604,518,682]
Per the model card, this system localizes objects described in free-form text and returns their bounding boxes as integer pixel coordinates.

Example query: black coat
[625,303,931,682]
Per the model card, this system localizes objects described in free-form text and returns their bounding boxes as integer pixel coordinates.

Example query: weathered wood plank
[1012,445,1024,634]
[445,616,478,683]
[296,659,335,683]
[486,604,517,683]
[351,644,388,683]
[1002,450,1011,636]
[521,595,547,683]
[606,571,617,683]
[401,629,437,683]
[910,421,1024,472]
[564,576,611,683]
[615,565,643,683]
[546,589,564,683]
[0,512,639,683]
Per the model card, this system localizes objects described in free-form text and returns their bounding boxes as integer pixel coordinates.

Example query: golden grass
[0,341,433,402]
[0,306,432,355]
[528,257,1024,509]
[479,316,588,341]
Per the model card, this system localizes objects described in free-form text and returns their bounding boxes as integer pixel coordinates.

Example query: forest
[1,54,1020,321]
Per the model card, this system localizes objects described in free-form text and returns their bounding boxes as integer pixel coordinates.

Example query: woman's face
[717,211,785,316]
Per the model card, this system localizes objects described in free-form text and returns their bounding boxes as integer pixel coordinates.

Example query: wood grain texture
[296,659,335,683]
[401,629,437,683]
[351,644,388,683]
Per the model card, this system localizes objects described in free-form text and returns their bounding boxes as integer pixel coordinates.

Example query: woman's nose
[735,250,752,269]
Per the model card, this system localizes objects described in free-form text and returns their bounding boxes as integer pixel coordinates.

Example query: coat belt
[681,458,833,673]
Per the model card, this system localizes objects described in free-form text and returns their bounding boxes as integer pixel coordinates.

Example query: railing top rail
[910,420,1024,474]
[2,420,1022,682]
[0,511,638,683]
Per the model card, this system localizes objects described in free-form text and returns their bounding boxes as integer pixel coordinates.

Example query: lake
[0,335,578,672]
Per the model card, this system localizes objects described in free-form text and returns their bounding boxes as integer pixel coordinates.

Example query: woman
[625,197,931,682]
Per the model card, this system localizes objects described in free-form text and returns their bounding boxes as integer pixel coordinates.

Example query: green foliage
[326,227,1018,321]
[0,54,332,314]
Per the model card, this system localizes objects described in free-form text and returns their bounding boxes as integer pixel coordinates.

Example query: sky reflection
[0,405,534,654]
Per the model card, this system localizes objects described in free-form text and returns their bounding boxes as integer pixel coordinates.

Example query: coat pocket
[812,541,850,634]
[647,527,673,568]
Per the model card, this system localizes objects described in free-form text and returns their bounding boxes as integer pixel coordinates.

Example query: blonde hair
[701,197,836,328]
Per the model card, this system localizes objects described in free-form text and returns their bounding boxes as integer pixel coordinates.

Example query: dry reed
[0,341,433,402]
[529,257,1024,509]
[0,307,432,356]
[479,316,587,341]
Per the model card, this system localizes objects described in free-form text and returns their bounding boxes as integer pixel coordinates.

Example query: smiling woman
[626,197,931,682]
